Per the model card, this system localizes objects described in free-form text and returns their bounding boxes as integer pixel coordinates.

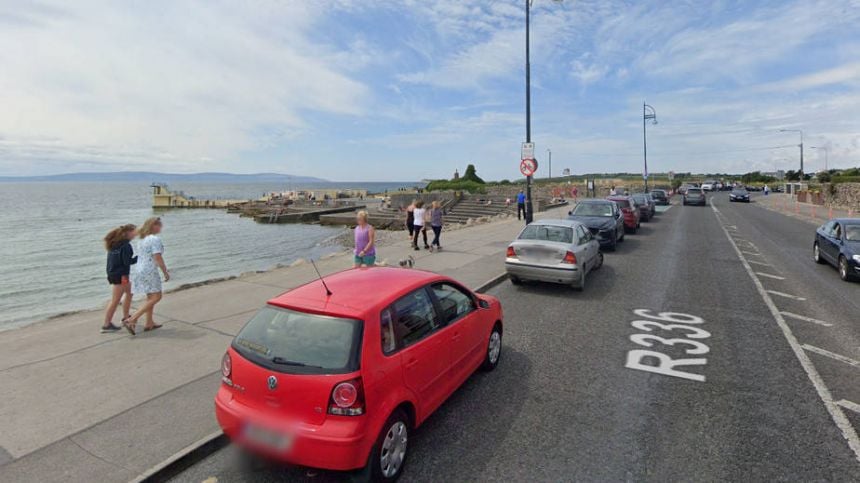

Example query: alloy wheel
[380,421,408,478]
[488,330,501,364]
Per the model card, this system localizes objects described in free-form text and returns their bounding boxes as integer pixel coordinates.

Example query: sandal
[122,319,136,336]
[144,324,163,332]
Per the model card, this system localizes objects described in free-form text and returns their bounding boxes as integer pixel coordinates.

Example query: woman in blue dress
[125,217,170,335]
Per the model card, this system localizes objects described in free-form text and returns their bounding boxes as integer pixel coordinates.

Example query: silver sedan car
[505,219,603,290]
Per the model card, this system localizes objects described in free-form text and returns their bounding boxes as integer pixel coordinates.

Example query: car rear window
[518,224,574,243]
[232,306,363,375]
[687,188,703,194]
[611,199,631,209]
[572,203,613,217]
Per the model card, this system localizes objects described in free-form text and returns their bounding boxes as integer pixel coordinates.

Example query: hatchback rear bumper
[215,387,371,471]
[505,260,580,285]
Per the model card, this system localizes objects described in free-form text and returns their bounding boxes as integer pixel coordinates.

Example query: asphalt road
[172,194,860,482]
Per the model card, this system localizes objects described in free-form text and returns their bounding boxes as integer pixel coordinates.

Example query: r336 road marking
[625,309,711,382]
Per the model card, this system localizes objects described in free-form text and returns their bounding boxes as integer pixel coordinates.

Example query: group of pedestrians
[405,200,444,251]
[101,217,170,335]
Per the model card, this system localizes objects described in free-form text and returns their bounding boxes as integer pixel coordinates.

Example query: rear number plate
[243,422,292,451]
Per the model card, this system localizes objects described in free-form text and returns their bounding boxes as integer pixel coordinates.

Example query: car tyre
[619,230,625,242]
[593,251,604,270]
[839,256,853,281]
[509,275,522,285]
[367,410,410,482]
[572,268,585,292]
[481,324,502,371]
[608,232,618,251]
[813,243,825,264]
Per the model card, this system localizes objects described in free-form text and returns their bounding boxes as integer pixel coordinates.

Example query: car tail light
[329,378,365,416]
[221,352,232,378]
[562,251,577,264]
[506,246,517,258]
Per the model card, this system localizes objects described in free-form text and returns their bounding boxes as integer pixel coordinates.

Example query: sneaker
[100,324,122,333]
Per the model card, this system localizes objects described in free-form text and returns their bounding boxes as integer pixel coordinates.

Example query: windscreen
[233,306,362,374]
[518,224,574,243]
[572,203,613,217]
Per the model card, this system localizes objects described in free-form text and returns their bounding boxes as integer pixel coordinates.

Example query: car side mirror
[478,299,490,309]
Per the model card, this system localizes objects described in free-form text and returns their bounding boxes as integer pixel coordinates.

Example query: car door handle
[405,359,419,369]
[452,332,461,342]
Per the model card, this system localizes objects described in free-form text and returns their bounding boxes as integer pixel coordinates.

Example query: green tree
[462,164,485,184]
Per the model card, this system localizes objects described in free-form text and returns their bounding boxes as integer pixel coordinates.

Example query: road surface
[171,193,860,482]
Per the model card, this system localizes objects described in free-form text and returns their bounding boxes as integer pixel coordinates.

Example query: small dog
[398,255,415,268]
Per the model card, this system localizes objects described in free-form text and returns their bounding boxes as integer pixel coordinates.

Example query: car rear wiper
[271,357,323,369]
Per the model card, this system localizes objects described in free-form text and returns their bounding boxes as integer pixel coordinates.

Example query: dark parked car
[568,199,625,251]
[650,189,669,205]
[814,218,860,281]
[631,193,655,221]
[607,196,641,234]
[729,187,750,202]
[683,187,706,206]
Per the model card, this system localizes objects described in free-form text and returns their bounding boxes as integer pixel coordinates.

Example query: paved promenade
[0,206,567,483]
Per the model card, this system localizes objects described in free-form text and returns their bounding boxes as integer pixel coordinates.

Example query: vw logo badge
[267,375,278,391]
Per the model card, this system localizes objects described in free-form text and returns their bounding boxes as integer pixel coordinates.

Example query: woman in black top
[102,224,137,333]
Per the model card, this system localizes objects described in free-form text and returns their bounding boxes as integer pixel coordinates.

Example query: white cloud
[0,1,369,173]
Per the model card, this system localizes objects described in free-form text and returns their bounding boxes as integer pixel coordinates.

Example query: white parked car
[701,182,714,191]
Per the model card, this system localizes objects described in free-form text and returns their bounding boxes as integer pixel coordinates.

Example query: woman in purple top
[354,210,376,267]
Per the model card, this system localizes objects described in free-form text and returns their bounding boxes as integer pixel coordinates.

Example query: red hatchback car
[215,267,503,481]
[607,196,641,234]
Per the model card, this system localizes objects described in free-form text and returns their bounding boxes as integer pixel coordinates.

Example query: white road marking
[746,259,772,267]
[711,203,860,463]
[766,290,806,301]
[780,311,833,327]
[741,250,762,257]
[756,272,785,280]
[802,344,860,369]
[837,400,860,414]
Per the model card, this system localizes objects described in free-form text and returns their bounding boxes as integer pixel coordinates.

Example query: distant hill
[0,171,330,183]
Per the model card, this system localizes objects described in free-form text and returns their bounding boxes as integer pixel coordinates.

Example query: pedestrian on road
[353,210,376,267]
[429,201,444,250]
[517,190,526,220]
[610,186,618,196]
[572,185,579,202]
[405,201,416,239]
[764,184,770,196]
[125,217,169,335]
[102,224,137,333]
[411,200,429,250]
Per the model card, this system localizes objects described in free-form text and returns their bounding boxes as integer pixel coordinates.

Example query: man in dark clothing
[516,190,526,220]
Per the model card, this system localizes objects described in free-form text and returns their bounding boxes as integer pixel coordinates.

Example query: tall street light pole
[642,103,657,191]
[779,129,804,179]
[810,146,828,172]
[524,0,534,224]
[547,148,552,180]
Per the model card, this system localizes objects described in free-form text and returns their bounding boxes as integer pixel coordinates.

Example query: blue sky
[1,0,858,181]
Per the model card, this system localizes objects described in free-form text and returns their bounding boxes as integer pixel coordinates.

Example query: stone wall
[822,183,860,210]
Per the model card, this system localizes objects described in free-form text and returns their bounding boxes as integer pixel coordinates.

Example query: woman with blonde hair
[125,217,169,335]
[353,210,376,267]
[102,224,137,333]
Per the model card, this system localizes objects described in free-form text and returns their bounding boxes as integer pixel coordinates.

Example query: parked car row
[504,193,665,291]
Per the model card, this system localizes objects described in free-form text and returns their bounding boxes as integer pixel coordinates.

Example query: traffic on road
[170,191,859,483]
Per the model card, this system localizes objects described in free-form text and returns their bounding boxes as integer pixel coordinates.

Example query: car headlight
[853,254,860,263]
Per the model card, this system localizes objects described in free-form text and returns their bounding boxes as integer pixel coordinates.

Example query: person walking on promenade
[610,186,618,196]
[411,200,429,250]
[763,184,770,196]
[125,217,169,335]
[102,224,137,333]
[516,190,526,220]
[429,201,444,250]
[353,210,376,267]
[405,201,416,239]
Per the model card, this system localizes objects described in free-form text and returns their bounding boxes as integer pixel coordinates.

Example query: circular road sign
[520,158,538,177]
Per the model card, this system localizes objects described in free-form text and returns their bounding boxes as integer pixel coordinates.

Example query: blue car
[814,218,860,281]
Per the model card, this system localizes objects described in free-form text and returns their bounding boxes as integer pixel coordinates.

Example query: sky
[1,0,859,181]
